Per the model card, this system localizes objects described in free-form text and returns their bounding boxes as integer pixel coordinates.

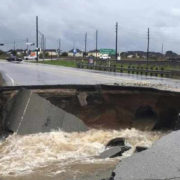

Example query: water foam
[0,129,165,176]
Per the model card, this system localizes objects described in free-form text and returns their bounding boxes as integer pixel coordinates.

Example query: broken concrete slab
[99,146,131,159]
[135,146,148,153]
[77,92,88,106]
[114,130,180,180]
[106,138,125,148]
[5,89,88,135]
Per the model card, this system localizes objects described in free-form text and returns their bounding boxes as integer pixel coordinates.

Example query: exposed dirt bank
[1,85,180,132]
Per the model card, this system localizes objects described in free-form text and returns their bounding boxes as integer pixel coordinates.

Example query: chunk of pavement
[99,146,131,159]
[77,92,88,106]
[106,138,125,148]
[5,89,88,135]
[114,131,180,180]
[135,146,148,153]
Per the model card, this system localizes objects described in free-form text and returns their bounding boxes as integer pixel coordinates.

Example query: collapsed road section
[0,85,180,180]
[1,85,180,135]
[5,89,88,135]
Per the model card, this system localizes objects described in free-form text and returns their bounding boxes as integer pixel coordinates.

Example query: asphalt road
[1,61,180,91]
[114,130,180,180]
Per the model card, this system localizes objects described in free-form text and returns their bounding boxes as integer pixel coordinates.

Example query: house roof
[69,49,82,53]
[45,49,57,52]
[88,49,100,53]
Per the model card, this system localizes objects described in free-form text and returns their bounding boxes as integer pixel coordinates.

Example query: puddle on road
[0,129,165,180]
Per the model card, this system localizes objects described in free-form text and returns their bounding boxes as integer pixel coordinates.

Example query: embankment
[1,85,180,134]
[0,72,6,86]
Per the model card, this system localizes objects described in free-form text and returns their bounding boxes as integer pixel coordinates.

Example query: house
[88,50,101,57]
[68,49,83,57]
[8,49,26,56]
[16,49,26,56]
[44,49,58,56]
[121,51,163,60]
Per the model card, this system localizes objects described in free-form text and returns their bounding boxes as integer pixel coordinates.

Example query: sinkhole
[0,85,180,134]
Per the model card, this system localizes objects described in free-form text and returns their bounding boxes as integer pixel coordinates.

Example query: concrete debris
[5,89,88,135]
[135,146,148,153]
[99,146,131,159]
[106,138,125,148]
[101,172,116,180]
[77,92,88,106]
[114,130,180,180]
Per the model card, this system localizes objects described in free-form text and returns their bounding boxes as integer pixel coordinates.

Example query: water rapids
[0,128,165,178]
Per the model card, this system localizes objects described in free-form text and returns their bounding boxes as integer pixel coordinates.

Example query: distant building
[121,51,163,60]
[44,49,58,56]
[68,49,83,57]
[8,49,26,56]
[88,50,100,57]
[16,49,26,56]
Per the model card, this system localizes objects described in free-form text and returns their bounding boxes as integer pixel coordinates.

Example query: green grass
[0,56,8,60]
[36,60,77,68]
[34,59,180,72]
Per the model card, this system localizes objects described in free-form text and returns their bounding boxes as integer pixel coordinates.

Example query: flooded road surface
[0,129,165,180]
[1,61,180,92]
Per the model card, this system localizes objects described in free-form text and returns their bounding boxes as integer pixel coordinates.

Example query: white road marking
[4,73,15,86]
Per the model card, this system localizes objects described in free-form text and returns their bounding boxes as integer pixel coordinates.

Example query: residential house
[44,49,58,57]
[68,49,83,57]
[88,50,101,58]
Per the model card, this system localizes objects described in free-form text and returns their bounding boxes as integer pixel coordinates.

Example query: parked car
[6,55,22,62]
[100,54,110,60]
[24,56,37,60]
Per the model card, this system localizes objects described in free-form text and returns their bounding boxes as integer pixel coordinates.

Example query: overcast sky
[1,0,180,53]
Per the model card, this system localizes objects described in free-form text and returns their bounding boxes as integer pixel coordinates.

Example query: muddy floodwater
[0,129,166,180]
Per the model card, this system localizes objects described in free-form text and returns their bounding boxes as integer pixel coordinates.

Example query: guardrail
[77,62,172,78]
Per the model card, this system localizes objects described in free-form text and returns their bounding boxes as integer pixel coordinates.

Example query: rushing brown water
[0,129,165,180]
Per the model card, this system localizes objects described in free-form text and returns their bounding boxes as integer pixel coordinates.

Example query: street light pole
[115,22,118,61]
[96,30,98,60]
[36,16,39,62]
[84,32,87,57]
[58,39,61,58]
[147,28,150,66]
[42,34,45,61]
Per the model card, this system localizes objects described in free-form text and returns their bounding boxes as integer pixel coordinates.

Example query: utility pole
[44,37,46,50]
[161,43,164,60]
[84,32,87,57]
[42,34,45,61]
[26,38,29,56]
[13,40,16,51]
[147,28,150,65]
[36,16,39,62]
[58,39,61,58]
[161,43,164,54]
[26,38,29,50]
[96,30,98,59]
[115,22,118,61]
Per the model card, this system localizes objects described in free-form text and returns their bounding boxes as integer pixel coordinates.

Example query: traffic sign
[73,49,77,55]
[100,49,116,55]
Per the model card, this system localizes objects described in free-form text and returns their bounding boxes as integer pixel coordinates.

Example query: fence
[77,61,173,78]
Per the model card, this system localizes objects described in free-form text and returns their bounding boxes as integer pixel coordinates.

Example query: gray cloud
[1,0,180,53]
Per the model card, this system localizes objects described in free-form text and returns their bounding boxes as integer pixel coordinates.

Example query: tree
[61,52,68,57]
[165,51,178,58]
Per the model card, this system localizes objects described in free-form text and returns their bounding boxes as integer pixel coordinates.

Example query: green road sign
[100,49,116,55]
